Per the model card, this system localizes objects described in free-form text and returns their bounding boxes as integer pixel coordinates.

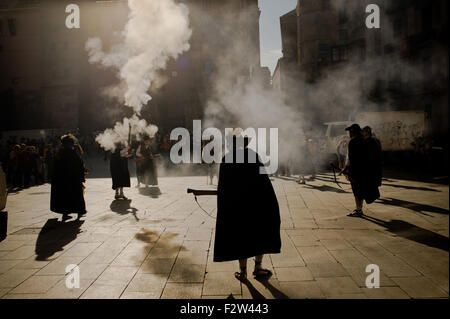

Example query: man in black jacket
[342,124,381,217]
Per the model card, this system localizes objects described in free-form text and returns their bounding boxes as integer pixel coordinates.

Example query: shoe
[121,195,128,200]
[115,194,120,200]
[347,210,363,217]
[234,266,247,282]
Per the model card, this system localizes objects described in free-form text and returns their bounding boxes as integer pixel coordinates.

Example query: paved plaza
[0,170,448,299]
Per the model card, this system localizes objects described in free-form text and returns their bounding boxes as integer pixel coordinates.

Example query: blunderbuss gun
[187,188,218,219]
[329,162,355,188]
[187,188,218,196]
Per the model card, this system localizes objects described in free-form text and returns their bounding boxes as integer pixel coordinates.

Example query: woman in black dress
[110,143,132,199]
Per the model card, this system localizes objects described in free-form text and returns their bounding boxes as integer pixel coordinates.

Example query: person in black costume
[50,134,86,220]
[342,124,381,217]
[135,136,158,187]
[214,130,281,281]
[110,143,132,199]
[362,126,383,187]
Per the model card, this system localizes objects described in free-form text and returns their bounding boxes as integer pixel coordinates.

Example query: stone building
[274,0,448,144]
[0,0,265,135]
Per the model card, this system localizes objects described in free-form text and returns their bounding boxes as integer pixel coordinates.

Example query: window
[318,43,329,62]
[374,33,382,55]
[393,19,402,38]
[202,0,211,10]
[322,0,330,10]
[204,60,213,75]
[339,29,348,41]
[359,43,366,60]
[330,125,347,137]
[339,9,349,24]
[8,19,17,36]
[340,46,348,61]
[422,6,433,33]
[332,47,339,62]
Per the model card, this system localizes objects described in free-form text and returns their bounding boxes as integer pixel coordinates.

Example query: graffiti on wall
[373,121,424,151]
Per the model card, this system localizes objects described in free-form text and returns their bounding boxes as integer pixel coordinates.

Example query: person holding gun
[341,124,380,217]
[190,129,281,281]
[110,142,133,200]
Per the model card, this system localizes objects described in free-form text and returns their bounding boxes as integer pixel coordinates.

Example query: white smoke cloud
[86,0,192,114]
[86,0,192,151]
[95,115,159,152]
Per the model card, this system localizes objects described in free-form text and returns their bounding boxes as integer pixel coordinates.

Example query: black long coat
[348,135,380,204]
[50,147,86,214]
[110,149,131,190]
[213,148,281,262]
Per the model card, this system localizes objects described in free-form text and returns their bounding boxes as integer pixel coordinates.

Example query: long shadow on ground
[110,199,139,221]
[377,197,449,215]
[35,218,84,261]
[360,215,449,252]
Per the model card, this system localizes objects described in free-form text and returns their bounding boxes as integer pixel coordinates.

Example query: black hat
[345,124,362,132]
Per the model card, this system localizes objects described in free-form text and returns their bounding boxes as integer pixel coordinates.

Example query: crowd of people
[0,124,384,283]
[0,131,176,192]
[0,136,58,190]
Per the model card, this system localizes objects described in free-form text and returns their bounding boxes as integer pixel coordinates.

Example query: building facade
[0,0,264,135]
[274,0,448,144]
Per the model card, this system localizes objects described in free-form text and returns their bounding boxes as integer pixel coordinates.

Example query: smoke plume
[95,115,159,152]
[86,0,192,151]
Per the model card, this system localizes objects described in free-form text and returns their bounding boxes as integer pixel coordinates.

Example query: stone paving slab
[1,172,448,299]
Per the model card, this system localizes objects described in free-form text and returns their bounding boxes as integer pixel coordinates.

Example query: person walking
[50,134,87,220]
[342,124,380,217]
[214,130,281,281]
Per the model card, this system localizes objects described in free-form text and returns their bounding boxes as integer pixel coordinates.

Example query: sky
[259,0,298,75]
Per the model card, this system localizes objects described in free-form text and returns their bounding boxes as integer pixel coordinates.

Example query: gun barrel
[187,189,218,196]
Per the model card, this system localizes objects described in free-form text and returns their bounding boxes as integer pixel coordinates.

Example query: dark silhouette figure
[361,215,449,252]
[214,133,281,282]
[342,124,381,217]
[50,134,86,218]
[35,218,84,261]
[110,199,139,220]
[110,144,132,199]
